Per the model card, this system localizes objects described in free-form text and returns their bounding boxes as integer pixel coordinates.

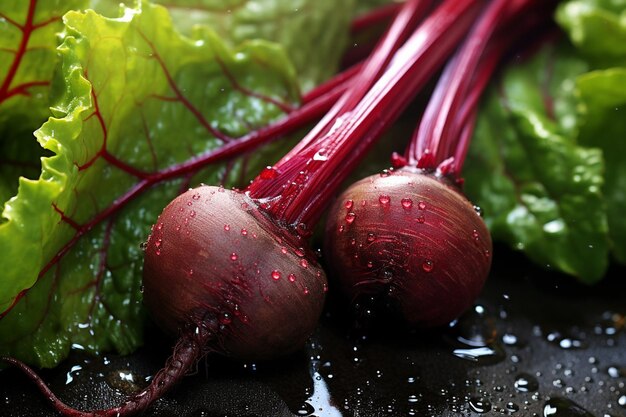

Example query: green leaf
[463,45,610,283]
[149,0,356,90]
[556,0,626,68]
[576,69,626,264]
[0,0,86,204]
[0,0,300,367]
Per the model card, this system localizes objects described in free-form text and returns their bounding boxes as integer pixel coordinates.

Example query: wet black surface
[1,246,625,417]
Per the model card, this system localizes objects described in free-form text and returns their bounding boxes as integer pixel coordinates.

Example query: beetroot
[142,186,326,360]
[324,0,557,327]
[325,170,491,327]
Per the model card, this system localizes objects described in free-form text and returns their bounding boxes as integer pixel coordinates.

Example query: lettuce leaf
[0,0,301,367]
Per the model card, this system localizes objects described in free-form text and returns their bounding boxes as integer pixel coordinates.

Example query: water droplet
[295,247,305,257]
[468,396,492,413]
[288,273,296,282]
[379,195,391,206]
[155,248,161,256]
[241,228,248,236]
[345,212,356,224]
[280,246,288,254]
[514,373,539,393]
[338,225,345,233]
[154,238,162,248]
[417,201,426,210]
[344,199,354,210]
[323,283,328,293]
[416,215,425,224]
[401,198,413,209]
[271,270,281,280]
[192,193,201,200]
[422,260,434,272]
[608,365,626,378]
[189,210,196,218]
[380,169,391,177]
[390,152,407,168]
[187,201,193,206]
[230,253,238,261]
[260,166,278,179]
[300,259,308,269]
[303,287,310,295]
[219,313,232,325]
[139,241,148,251]
[366,233,375,243]
[474,205,483,216]
[506,402,520,413]
[156,222,164,231]
[618,395,626,408]
[367,261,373,268]
[224,224,231,231]
[543,397,594,417]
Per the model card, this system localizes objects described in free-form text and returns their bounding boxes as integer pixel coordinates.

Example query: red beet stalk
[324,0,557,328]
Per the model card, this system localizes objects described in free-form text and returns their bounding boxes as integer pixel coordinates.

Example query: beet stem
[247,0,482,229]
[1,326,213,416]
[410,0,558,174]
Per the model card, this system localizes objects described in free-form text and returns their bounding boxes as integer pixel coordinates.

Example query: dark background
[1,245,625,417]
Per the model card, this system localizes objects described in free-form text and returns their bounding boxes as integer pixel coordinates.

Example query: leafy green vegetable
[148,0,356,90]
[464,0,626,282]
[0,0,301,367]
[0,0,86,204]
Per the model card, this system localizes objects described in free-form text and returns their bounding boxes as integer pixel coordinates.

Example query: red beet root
[143,186,326,360]
[324,169,491,327]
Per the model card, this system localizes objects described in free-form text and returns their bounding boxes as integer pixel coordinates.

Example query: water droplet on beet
[422,260,434,272]
[401,198,413,209]
[288,273,296,282]
[241,228,248,236]
[154,238,162,248]
[323,284,328,293]
[224,224,230,231]
[295,247,305,257]
[345,212,356,224]
[271,270,281,280]
[281,246,288,254]
[390,151,407,168]
[416,215,425,224]
[187,201,193,206]
[303,287,310,295]
[156,222,164,231]
[366,233,375,243]
[219,312,232,325]
[367,261,373,268]
[417,201,426,210]
[345,199,354,210]
[380,169,391,177]
[260,166,279,180]
[379,195,391,206]
[338,225,345,233]
[192,193,200,200]
[230,253,238,261]
[189,210,196,218]
[474,205,483,216]
[300,259,309,269]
